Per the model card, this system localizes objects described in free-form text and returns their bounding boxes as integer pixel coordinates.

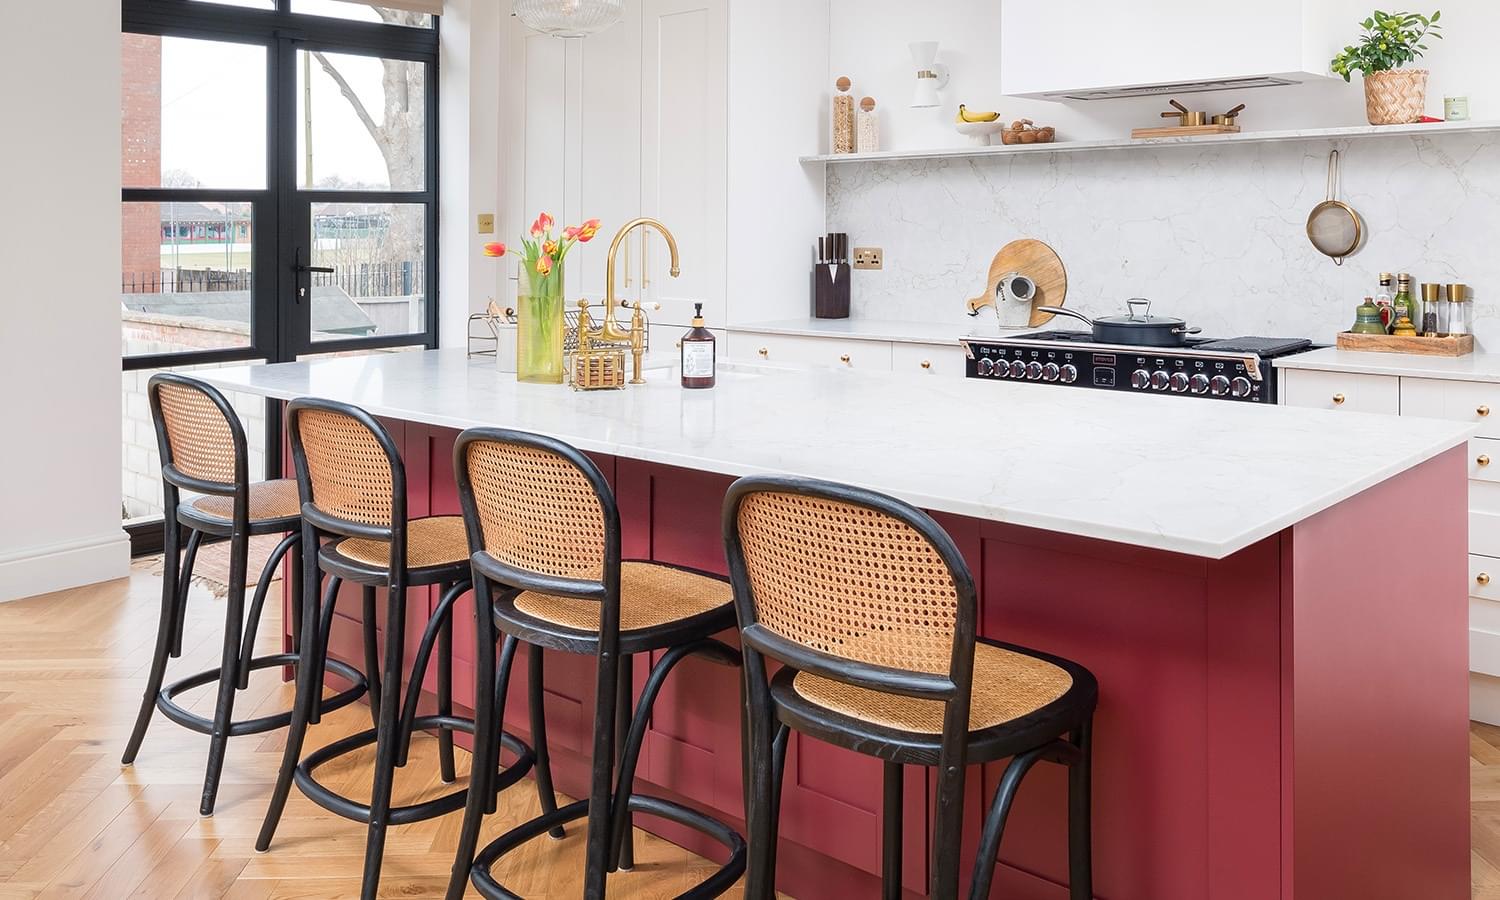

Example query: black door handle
[292,247,334,274]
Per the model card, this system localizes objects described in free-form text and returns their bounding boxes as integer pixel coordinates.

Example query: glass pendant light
[514,0,624,38]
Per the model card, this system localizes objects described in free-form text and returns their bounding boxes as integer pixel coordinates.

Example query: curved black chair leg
[529,646,565,838]
[238,531,299,689]
[395,581,467,770]
[362,585,381,729]
[171,526,203,658]
[581,638,621,900]
[1068,719,1094,900]
[199,529,250,817]
[122,517,181,766]
[882,761,903,900]
[256,541,328,851]
[309,574,340,726]
[444,617,513,900]
[359,583,409,900]
[614,655,635,872]
[967,745,1052,900]
[438,597,456,784]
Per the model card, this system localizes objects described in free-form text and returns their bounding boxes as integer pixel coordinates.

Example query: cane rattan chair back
[286,399,404,537]
[725,480,975,683]
[149,374,247,492]
[454,429,618,600]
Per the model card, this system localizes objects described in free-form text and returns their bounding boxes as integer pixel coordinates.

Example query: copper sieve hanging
[1306,150,1363,266]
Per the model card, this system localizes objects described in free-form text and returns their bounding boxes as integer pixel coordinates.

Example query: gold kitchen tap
[602,217,679,344]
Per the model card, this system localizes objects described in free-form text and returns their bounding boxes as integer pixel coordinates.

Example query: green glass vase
[516,261,565,384]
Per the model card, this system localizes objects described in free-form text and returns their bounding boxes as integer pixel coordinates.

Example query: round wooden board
[967,239,1068,327]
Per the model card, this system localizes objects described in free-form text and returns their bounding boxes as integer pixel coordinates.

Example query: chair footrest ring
[470,793,747,900]
[157,654,367,738]
[293,717,536,827]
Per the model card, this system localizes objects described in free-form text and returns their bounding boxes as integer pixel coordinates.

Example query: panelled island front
[202,350,1474,900]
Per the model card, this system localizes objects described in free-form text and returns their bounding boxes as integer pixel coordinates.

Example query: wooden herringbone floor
[5,563,1499,898]
[0,564,764,899]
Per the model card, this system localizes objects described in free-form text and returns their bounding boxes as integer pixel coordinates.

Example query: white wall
[827,0,1495,153]
[0,0,131,601]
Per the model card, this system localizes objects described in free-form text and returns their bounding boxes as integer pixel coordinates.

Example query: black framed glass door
[121,0,439,553]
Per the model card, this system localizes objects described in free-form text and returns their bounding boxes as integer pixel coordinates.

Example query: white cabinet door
[640,0,728,327]
[1401,378,1500,440]
[1280,369,1400,415]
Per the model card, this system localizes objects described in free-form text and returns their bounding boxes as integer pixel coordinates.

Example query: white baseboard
[0,532,131,603]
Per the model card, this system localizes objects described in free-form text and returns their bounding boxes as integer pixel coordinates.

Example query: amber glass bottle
[680,303,716,389]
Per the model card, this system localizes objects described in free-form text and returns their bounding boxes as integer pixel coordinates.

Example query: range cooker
[960,331,1315,404]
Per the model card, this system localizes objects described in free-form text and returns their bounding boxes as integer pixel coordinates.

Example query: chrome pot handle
[1035,306,1093,326]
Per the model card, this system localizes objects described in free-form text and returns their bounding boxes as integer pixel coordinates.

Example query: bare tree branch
[312,51,383,151]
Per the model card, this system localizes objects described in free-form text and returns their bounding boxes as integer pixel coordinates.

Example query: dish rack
[565,301,653,354]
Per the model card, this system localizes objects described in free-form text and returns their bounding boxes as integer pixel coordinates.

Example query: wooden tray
[1131,124,1241,140]
[1335,332,1475,357]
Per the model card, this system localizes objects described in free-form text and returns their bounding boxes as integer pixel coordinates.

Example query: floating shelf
[799,119,1500,165]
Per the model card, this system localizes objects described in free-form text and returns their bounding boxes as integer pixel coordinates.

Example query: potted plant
[1331,10,1443,126]
[484,214,601,384]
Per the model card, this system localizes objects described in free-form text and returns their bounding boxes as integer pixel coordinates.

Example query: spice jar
[1448,284,1471,336]
[1421,283,1442,336]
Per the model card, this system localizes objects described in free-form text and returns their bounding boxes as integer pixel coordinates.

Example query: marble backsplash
[826,132,1500,346]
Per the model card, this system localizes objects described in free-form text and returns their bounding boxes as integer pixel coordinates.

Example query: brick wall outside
[122,33,161,281]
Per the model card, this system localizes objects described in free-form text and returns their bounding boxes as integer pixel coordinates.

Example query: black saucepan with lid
[1035,299,1203,348]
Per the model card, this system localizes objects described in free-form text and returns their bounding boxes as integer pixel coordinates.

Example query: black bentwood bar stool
[255,400,538,900]
[122,374,367,817]
[445,428,747,900]
[724,477,1100,900]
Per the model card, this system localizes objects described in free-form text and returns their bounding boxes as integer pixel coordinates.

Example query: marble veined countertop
[1277,346,1500,383]
[199,350,1474,559]
[727,318,982,345]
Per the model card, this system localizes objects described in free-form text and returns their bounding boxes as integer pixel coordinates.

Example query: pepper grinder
[1448,284,1471,336]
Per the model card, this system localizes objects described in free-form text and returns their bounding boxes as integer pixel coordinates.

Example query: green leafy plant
[1331,10,1443,81]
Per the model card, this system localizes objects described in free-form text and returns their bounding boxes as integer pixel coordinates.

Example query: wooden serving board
[965,239,1067,328]
[1131,124,1241,140]
[1335,332,1475,357]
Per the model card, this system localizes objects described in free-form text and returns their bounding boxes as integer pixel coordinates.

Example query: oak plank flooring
[0,565,766,899]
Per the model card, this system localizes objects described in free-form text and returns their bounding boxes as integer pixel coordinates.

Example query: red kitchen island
[203,350,1474,900]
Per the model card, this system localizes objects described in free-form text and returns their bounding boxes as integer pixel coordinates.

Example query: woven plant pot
[1363,69,1429,125]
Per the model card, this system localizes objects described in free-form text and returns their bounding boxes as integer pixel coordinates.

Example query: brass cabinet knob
[1481,405,1492,418]
[1480,455,1492,468]
[921,360,933,370]
[1480,573,1492,587]
[1332,393,1346,405]
[839,354,852,364]
[757,347,768,358]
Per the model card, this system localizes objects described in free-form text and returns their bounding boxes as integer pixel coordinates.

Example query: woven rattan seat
[513,562,733,633]
[792,640,1072,733]
[189,479,301,523]
[331,516,469,569]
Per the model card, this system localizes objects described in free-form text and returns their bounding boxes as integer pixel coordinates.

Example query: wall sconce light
[909,42,950,109]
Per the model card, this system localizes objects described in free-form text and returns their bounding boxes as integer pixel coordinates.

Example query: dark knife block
[812,264,851,319]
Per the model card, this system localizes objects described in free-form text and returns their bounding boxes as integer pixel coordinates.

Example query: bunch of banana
[956,104,1002,124]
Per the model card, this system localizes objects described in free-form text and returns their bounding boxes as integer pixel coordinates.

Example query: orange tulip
[531,212,555,238]
[482,242,507,258]
[536,254,554,276]
[577,218,601,243]
[542,239,559,256]
[563,226,581,240]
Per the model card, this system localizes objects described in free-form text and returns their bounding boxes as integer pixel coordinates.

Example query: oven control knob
[1150,370,1171,391]
[977,358,995,376]
[1026,362,1044,380]
[1008,360,1028,379]
[1189,374,1210,395]
[1230,377,1253,398]
[1041,363,1061,382]
[1169,372,1190,393]
[1131,369,1151,390]
[1060,364,1078,384]
[1209,375,1231,396]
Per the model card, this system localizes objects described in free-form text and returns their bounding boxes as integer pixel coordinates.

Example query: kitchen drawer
[1473,555,1500,602]
[1401,377,1500,438]
[1473,438,1500,483]
[1474,502,1500,558]
[891,342,965,377]
[729,333,893,371]
[1280,369,1399,414]
[1472,628,1500,679]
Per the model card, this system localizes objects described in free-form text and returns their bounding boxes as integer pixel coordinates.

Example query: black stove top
[960,331,1317,403]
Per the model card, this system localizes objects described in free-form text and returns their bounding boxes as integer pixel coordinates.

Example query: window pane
[122,363,266,524]
[291,1,433,27]
[122,201,255,356]
[123,35,267,190]
[297,49,427,191]
[309,202,426,342]
[190,0,275,8]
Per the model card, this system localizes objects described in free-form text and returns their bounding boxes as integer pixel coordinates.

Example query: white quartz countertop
[728,318,979,345]
[199,350,1474,560]
[1277,346,1500,383]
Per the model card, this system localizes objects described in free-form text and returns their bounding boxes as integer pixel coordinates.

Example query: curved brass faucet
[601,217,679,342]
